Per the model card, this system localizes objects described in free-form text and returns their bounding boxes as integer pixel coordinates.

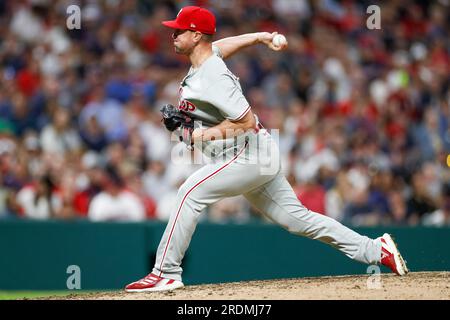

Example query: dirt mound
[51,272,449,300]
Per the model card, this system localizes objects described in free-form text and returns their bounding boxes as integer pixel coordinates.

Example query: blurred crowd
[0,0,449,226]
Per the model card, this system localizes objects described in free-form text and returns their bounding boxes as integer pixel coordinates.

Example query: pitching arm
[191,108,257,143]
[212,32,287,59]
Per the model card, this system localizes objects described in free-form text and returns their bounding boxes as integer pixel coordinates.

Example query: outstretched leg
[244,172,382,265]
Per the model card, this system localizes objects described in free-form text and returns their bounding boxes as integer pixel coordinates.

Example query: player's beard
[174,45,186,54]
[174,42,196,55]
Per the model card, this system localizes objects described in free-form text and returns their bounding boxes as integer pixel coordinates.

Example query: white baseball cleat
[125,273,184,292]
[379,233,409,276]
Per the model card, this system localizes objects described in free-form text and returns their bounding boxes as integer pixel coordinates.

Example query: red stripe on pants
[158,142,248,276]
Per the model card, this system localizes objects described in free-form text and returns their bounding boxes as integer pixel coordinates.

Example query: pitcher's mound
[56,271,450,300]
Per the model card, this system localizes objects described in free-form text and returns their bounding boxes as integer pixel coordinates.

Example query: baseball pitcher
[125,6,408,293]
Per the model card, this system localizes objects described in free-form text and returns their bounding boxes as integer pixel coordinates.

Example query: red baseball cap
[162,6,216,35]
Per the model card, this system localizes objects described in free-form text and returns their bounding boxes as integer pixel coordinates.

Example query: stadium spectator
[88,166,146,222]
[325,171,350,222]
[387,189,409,225]
[295,178,327,215]
[40,107,81,156]
[422,184,450,226]
[79,85,129,143]
[15,174,63,220]
[406,169,439,225]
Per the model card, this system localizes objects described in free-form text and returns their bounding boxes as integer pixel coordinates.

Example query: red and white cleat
[125,273,184,292]
[379,233,409,276]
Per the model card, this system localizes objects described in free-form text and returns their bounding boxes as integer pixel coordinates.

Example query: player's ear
[193,31,203,43]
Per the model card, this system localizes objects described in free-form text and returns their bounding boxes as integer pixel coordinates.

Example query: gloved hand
[160,104,195,149]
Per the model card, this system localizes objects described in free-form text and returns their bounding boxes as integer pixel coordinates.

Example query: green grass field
[0,290,96,300]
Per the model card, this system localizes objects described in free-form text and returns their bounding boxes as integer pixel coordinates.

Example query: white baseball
[272,34,287,48]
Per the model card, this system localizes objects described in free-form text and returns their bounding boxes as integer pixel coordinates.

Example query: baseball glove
[160,104,195,147]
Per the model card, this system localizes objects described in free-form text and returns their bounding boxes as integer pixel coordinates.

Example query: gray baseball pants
[152,130,382,281]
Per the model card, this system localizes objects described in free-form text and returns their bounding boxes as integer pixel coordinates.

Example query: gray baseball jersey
[151,45,382,281]
[178,45,250,125]
[175,45,251,156]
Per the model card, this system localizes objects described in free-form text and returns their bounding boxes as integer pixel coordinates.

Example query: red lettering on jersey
[187,101,196,112]
[178,100,196,112]
[178,86,196,112]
